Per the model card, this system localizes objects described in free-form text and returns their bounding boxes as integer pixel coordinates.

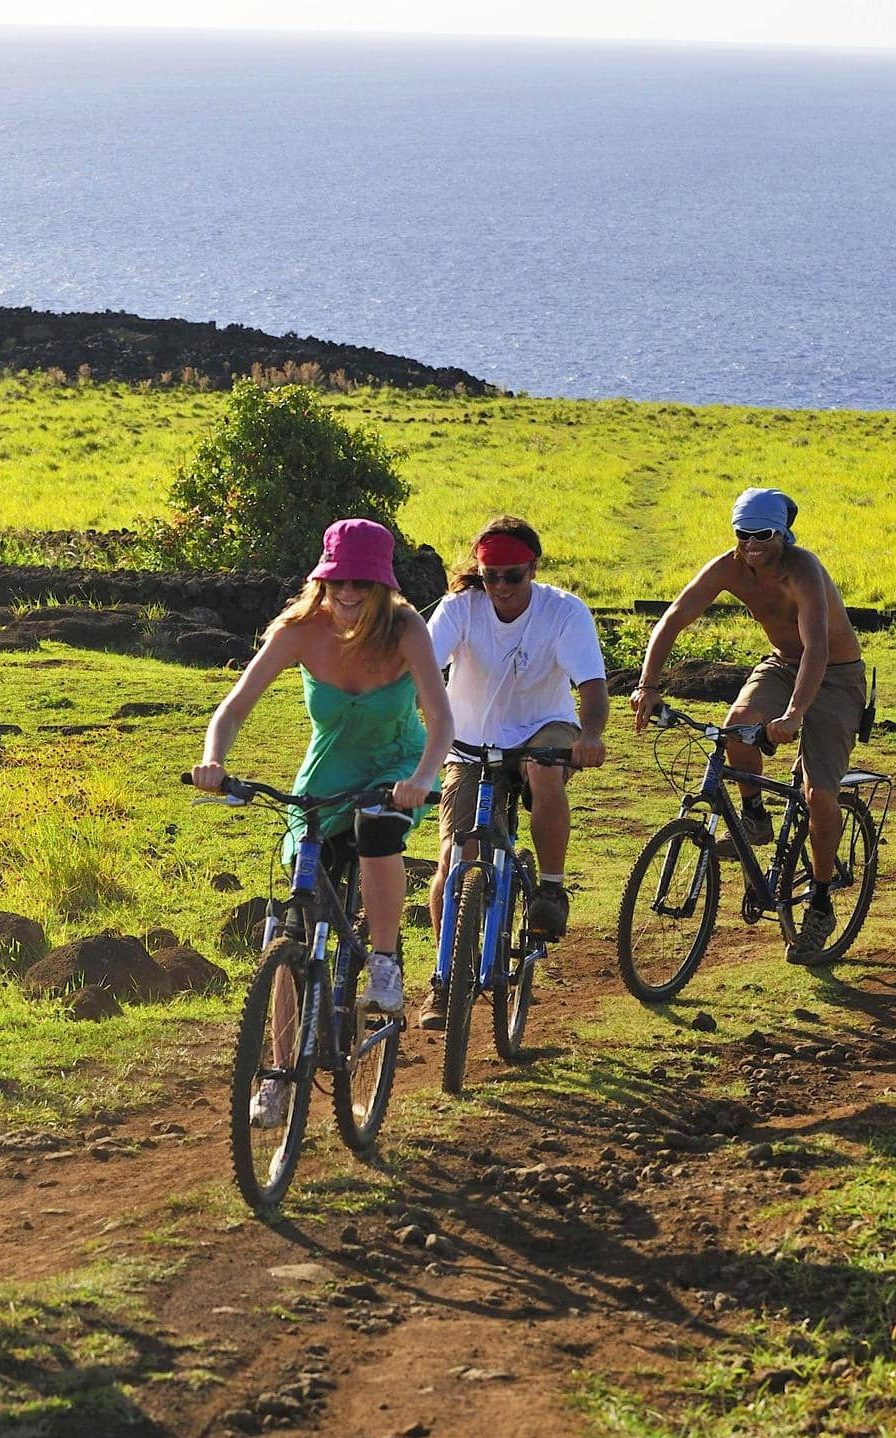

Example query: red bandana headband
[475,535,537,567]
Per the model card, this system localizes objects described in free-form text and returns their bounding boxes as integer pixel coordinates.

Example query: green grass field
[3,374,896,607]
[2,375,896,1434]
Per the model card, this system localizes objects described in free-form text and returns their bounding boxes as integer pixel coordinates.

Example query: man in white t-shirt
[419,515,608,1029]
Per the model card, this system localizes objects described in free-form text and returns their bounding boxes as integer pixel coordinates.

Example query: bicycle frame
[435,758,544,993]
[674,749,804,925]
[661,718,891,946]
[261,824,401,1075]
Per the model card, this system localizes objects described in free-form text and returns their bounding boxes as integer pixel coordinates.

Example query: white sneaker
[359,953,404,1014]
[249,1076,288,1129]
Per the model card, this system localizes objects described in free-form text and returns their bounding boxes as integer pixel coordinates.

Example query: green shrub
[141,380,407,573]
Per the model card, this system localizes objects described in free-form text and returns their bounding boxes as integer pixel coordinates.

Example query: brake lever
[743,723,777,757]
[190,793,248,807]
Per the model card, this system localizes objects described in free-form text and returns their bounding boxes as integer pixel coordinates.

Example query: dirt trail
[2,931,895,1438]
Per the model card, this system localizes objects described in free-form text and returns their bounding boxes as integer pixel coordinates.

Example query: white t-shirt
[427,582,606,752]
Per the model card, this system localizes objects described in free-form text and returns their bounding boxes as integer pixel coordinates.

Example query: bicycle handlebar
[181,773,441,809]
[451,738,575,767]
[649,702,777,757]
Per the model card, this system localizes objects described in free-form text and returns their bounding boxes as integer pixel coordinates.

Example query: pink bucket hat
[308,518,399,589]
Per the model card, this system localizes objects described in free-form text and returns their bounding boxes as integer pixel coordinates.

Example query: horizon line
[1,24,895,55]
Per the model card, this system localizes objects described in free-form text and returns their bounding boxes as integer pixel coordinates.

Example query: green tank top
[285,667,433,855]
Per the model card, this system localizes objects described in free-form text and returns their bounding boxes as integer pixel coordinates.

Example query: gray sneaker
[716,806,774,860]
[786,905,837,965]
[359,953,404,1014]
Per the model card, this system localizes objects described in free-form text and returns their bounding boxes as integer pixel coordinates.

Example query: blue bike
[186,771,438,1210]
[436,740,572,1094]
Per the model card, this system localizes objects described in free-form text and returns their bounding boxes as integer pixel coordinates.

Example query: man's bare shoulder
[781,544,825,579]
[687,549,742,593]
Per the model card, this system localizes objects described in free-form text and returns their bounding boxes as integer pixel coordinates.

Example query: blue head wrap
[731,487,797,546]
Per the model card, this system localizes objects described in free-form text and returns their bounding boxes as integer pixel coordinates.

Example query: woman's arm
[192,624,304,790]
[391,610,454,809]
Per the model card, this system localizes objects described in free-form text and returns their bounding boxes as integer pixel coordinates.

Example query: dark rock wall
[0,306,497,395]
[0,545,447,635]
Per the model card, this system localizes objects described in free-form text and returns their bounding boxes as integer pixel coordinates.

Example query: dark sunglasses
[328,578,374,590]
[479,565,530,585]
[734,528,777,543]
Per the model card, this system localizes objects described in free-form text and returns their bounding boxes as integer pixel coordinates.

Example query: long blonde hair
[264,578,410,660]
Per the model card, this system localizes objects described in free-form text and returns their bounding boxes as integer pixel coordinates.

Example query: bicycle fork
[653,811,720,918]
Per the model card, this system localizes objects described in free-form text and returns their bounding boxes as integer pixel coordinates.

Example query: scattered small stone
[255,1393,302,1418]
[269,1262,332,1283]
[450,1366,515,1383]
[395,1224,427,1247]
[532,1135,565,1153]
[779,1168,805,1185]
[691,1011,717,1033]
[755,1366,805,1394]
[479,1165,504,1186]
[220,1409,258,1433]
[662,1131,709,1153]
[746,1143,774,1165]
[366,1249,399,1271]
[424,1233,455,1259]
[395,1207,435,1229]
[339,1281,380,1302]
[211,871,243,892]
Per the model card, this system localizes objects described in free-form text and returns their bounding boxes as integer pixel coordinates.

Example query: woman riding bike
[191,518,453,1119]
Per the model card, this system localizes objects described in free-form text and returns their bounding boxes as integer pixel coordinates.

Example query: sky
[2,0,896,50]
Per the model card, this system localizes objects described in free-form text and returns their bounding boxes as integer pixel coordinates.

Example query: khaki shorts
[735,655,866,795]
[438,721,580,846]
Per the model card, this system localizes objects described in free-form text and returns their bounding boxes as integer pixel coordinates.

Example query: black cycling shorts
[354,806,414,858]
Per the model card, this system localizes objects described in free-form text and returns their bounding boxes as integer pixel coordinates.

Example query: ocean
[1,29,895,406]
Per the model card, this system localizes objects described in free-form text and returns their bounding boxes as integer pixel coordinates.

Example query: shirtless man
[630,487,866,965]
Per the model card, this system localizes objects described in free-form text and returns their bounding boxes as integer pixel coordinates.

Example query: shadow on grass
[0,1305,177,1437]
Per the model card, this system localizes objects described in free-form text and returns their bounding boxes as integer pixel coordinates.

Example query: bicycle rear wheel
[779,790,877,960]
[617,817,720,1003]
[492,848,536,1061]
[332,938,402,1150]
[442,868,484,1095]
[230,937,318,1211]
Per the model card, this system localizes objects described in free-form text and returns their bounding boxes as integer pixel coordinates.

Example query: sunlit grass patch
[0,980,236,1127]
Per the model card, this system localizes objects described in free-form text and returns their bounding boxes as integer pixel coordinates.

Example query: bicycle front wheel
[230,937,318,1211]
[779,790,877,961]
[617,818,720,1003]
[442,868,484,1095]
[492,848,536,1061]
[332,941,401,1150]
